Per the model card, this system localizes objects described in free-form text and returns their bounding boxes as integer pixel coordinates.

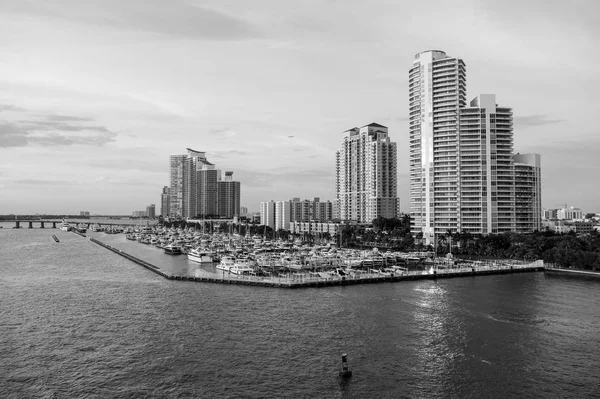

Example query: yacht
[90,223,104,232]
[187,249,213,264]
[59,219,71,232]
[230,263,254,275]
[217,256,235,272]
[164,245,183,255]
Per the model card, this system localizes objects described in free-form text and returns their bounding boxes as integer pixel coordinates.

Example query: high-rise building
[275,201,291,230]
[513,153,542,232]
[409,50,466,242]
[240,206,248,215]
[168,149,240,219]
[146,204,156,219]
[335,123,399,223]
[183,148,208,218]
[408,50,542,243]
[169,154,187,218]
[197,158,220,218]
[260,200,276,229]
[218,171,240,218]
[160,186,170,217]
[458,94,515,235]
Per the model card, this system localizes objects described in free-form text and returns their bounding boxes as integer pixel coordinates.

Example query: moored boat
[187,248,213,264]
[216,256,235,271]
[164,245,182,255]
[59,219,71,232]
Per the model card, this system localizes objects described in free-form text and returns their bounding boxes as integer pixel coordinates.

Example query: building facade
[290,221,341,236]
[218,171,241,218]
[513,153,542,232]
[197,160,220,218]
[169,154,187,218]
[146,204,156,219]
[408,49,542,243]
[167,149,240,219]
[260,201,276,229]
[409,50,466,243]
[458,94,516,235]
[335,123,399,223]
[275,200,291,230]
[160,186,170,217]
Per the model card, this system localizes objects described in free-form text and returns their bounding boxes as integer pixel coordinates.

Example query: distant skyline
[1,0,599,214]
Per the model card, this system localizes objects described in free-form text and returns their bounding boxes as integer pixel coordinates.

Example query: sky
[0,0,599,215]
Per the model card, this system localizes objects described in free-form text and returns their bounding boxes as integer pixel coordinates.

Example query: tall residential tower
[409,50,466,243]
[335,123,399,223]
[408,50,542,243]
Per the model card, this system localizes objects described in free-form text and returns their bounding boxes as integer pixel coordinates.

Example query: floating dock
[89,238,545,288]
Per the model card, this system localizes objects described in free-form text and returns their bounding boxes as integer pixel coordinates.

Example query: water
[1,226,600,398]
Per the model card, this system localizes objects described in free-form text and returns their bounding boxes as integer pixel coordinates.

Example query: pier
[89,237,545,288]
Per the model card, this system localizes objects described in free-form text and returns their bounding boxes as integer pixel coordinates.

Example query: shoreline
[544,267,600,278]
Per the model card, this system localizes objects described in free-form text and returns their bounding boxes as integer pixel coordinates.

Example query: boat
[230,258,255,274]
[216,256,235,272]
[59,219,71,232]
[76,223,87,233]
[164,245,182,255]
[90,223,104,232]
[230,264,254,275]
[187,248,213,264]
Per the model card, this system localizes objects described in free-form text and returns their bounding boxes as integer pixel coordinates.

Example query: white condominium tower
[335,123,399,223]
[409,50,466,243]
[458,95,515,235]
[409,50,542,243]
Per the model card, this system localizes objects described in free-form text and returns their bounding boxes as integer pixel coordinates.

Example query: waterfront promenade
[90,237,545,289]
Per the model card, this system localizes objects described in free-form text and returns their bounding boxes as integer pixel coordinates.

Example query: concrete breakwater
[90,238,171,279]
[89,237,545,288]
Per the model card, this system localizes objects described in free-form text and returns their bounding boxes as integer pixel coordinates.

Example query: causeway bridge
[8,220,152,229]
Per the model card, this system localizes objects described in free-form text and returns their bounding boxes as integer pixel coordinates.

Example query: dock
[89,238,545,288]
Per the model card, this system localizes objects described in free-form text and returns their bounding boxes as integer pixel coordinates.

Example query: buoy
[339,353,352,377]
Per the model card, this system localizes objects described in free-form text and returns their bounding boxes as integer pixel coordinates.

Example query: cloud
[11,179,66,186]
[210,150,250,160]
[0,123,29,147]
[86,158,165,173]
[514,115,564,127]
[20,120,113,133]
[236,167,334,189]
[209,127,238,139]
[0,103,27,113]
[2,0,261,41]
[43,114,94,122]
[0,117,118,148]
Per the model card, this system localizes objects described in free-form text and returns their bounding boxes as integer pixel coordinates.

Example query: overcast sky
[0,0,598,215]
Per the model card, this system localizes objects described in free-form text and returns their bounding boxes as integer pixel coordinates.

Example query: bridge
[9,220,157,229]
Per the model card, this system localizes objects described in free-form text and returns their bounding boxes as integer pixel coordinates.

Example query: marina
[88,235,545,288]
